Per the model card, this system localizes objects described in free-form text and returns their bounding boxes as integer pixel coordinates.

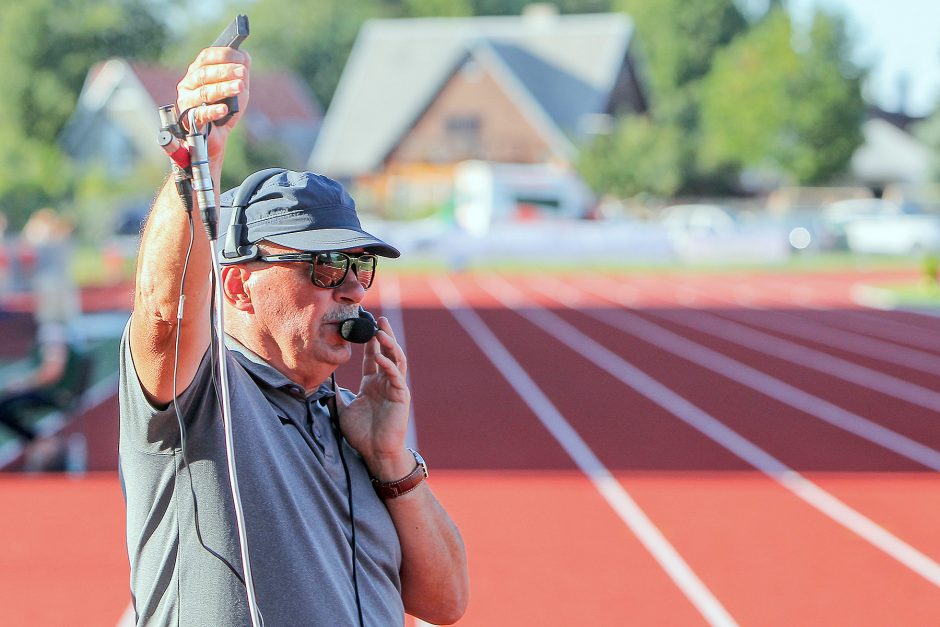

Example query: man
[119,45,468,625]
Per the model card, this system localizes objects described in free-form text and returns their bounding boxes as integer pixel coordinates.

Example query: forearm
[386,485,469,625]
[135,175,213,328]
[130,175,213,403]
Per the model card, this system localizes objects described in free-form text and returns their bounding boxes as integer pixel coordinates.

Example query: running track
[1,269,939,625]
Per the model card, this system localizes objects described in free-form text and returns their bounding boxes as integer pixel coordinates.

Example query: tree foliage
[614,0,747,98]
[578,115,683,198]
[174,0,390,113]
[579,1,865,196]
[0,0,167,225]
[0,0,874,227]
[576,0,748,197]
[699,8,864,184]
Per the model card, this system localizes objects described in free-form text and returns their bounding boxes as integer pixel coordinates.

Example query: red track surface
[1,269,939,625]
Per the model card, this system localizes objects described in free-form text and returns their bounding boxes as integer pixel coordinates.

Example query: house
[60,58,322,174]
[309,6,648,221]
[850,107,932,188]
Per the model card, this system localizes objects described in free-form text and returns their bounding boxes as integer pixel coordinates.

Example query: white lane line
[825,310,940,353]
[716,308,940,375]
[649,306,940,413]
[428,276,739,627]
[560,279,940,471]
[485,276,940,588]
[666,280,940,370]
[378,274,418,450]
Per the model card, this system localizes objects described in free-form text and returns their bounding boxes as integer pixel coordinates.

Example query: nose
[333,266,365,303]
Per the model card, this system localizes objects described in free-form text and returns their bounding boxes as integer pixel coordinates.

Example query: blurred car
[844,214,940,255]
[659,203,737,238]
[819,198,906,250]
[658,203,791,263]
[764,209,835,254]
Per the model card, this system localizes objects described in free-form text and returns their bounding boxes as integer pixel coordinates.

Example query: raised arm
[129,47,251,406]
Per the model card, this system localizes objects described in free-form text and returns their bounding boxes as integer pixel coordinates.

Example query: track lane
[521,276,940,562]
[710,308,940,384]
[637,308,940,449]
[796,309,940,352]
[470,275,940,624]
[396,275,719,625]
[560,277,940,468]
[0,474,128,627]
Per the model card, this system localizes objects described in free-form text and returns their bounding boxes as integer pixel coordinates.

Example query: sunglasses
[257,251,377,290]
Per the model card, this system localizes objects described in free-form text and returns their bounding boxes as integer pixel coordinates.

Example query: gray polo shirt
[119,322,403,626]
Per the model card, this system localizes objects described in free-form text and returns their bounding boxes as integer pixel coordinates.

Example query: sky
[788,0,940,117]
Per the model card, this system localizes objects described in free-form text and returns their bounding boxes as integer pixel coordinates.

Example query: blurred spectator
[0,320,92,470]
[0,208,88,471]
[21,208,81,327]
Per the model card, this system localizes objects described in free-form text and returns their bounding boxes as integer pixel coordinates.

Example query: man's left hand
[337,316,415,480]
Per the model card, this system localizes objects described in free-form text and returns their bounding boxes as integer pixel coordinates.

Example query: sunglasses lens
[354,255,376,289]
[311,253,377,289]
[313,253,349,288]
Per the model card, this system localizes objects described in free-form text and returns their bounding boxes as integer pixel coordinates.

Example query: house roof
[72,58,321,134]
[310,12,637,177]
[61,58,323,169]
[851,118,931,184]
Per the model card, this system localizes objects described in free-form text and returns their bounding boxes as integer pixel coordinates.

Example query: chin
[321,336,353,364]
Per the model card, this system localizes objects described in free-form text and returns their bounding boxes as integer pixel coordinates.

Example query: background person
[119,45,469,625]
[0,207,88,471]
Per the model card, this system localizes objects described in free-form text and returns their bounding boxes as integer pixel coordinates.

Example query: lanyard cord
[169,201,264,626]
[328,373,366,627]
[172,210,245,585]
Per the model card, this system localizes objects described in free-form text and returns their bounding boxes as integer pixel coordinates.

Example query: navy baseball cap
[217,169,399,261]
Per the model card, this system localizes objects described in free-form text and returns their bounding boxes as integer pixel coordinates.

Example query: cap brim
[266,228,400,258]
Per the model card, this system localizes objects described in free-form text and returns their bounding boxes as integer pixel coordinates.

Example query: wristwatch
[371,448,428,500]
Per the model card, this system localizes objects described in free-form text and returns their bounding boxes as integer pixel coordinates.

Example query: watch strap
[372,448,428,500]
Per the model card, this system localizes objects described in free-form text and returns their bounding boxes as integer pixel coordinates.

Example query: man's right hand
[130,46,250,406]
[175,47,251,170]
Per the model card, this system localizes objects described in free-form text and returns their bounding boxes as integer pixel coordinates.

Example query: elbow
[439,583,470,625]
[410,578,470,625]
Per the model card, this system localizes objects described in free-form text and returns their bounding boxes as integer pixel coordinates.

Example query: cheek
[251,271,325,330]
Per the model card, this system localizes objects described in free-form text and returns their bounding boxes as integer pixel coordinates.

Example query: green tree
[587,0,750,196]
[402,0,473,17]
[615,0,748,98]
[577,114,683,198]
[699,8,865,184]
[0,0,166,144]
[176,0,390,112]
[467,0,611,16]
[0,0,167,226]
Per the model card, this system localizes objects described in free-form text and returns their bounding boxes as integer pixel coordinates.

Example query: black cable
[329,373,365,627]
[172,206,246,588]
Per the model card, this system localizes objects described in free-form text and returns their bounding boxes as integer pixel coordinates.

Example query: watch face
[409,448,428,478]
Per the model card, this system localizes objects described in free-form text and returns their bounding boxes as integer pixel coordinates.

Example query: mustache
[321,306,361,324]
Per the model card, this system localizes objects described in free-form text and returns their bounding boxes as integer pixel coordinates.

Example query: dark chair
[0,348,96,441]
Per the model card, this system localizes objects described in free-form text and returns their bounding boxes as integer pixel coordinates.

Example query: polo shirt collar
[224,334,334,402]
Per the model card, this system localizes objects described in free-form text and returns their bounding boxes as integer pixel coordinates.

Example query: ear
[221,265,254,312]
